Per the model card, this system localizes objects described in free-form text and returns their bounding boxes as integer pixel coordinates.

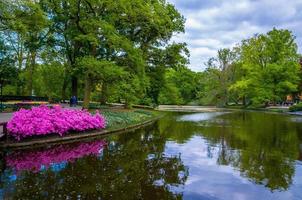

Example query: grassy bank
[98,108,161,130]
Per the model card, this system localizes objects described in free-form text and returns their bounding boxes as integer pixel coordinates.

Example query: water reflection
[198,112,300,191]
[0,127,188,199]
[159,112,302,194]
[178,112,228,122]
[0,111,302,199]
[6,140,107,173]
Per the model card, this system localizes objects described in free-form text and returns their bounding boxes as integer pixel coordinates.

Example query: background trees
[232,29,300,106]
[0,0,190,107]
[199,29,301,107]
[0,0,301,108]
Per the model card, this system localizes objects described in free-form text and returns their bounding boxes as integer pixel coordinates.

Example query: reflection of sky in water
[289,116,302,123]
[164,136,302,200]
[178,112,228,122]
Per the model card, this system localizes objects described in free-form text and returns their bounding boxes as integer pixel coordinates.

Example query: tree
[76,56,124,108]
[0,38,17,93]
[33,62,66,101]
[231,29,300,106]
[159,67,197,105]
[200,28,301,107]
[146,43,189,104]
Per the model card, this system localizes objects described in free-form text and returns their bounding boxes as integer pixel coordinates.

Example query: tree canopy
[0,0,301,108]
[199,29,301,107]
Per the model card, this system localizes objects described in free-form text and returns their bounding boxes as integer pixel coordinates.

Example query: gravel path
[0,103,83,123]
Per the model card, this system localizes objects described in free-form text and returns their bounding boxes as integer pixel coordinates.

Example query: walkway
[0,113,13,123]
[0,103,82,123]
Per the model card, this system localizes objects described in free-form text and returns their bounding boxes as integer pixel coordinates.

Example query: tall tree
[231,29,300,106]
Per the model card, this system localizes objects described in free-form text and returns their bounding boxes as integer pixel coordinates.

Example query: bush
[7,105,106,140]
[289,103,302,112]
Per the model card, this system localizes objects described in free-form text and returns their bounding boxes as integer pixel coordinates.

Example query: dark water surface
[1,111,302,200]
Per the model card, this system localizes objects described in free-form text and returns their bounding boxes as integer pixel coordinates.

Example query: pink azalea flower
[7,105,106,140]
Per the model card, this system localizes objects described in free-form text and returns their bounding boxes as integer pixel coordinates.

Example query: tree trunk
[27,51,36,96]
[61,75,68,102]
[16,49,23,95]
[71,76,78,97]
[100,82,107,105]
[242,95,246,107]
[83,75,91,109]
[124,100,131,109]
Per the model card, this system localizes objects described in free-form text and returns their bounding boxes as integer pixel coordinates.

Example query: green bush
[289,103,302,112]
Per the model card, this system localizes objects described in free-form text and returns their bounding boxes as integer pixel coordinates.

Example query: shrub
[7,105,106,140]
[289,103,302,112]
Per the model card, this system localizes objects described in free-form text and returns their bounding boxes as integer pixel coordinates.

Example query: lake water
[1,111,302,200]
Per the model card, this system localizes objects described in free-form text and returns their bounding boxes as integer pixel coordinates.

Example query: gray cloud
[168,0,302,71]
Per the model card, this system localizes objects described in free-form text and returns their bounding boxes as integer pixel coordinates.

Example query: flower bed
[7,105,106,140]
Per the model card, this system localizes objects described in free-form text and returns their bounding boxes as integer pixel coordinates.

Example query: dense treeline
[0,0,189,108]
[200,29,301,107]
[0,1,301,107]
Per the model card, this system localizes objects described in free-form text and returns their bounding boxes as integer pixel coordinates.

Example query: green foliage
[1,1,300,109]
[158,67,198,105]
[158,82,183,105]
[197,67,226,106]
[231,29,300,106]
[33,63,66,100]
[0,0,186,107]
[116,74,143,107]
[198,28,301,107]
[289,103,302,112]
[0,38,18,96]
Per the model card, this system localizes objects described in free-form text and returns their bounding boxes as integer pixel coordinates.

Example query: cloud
[168,0,302,71]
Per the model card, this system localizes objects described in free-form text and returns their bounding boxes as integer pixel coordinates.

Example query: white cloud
[168,0,302,71]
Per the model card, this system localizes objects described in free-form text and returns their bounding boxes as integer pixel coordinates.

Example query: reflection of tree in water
[201,112,300,191]
[294,125,302,161]
[1,126,188,200]
[157,113,200,143]
[157,112,301,191]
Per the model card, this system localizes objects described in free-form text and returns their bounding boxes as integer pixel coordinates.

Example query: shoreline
[0,112,164,150]
[157,105,302,114]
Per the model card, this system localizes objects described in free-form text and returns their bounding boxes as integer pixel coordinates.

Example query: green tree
[0,37,17,94]
[76,56,125,108]
[231,29,300,106]
[33,62,66,101]
[198,48,238,106]
[10,1,49,95]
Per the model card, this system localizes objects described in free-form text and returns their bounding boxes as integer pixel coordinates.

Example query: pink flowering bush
[6,140,107,173]
[7,105,106,140]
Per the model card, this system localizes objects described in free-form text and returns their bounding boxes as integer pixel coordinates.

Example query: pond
[1,111,302,199]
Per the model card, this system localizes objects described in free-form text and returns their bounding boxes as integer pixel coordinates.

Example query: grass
[98,109,161,130]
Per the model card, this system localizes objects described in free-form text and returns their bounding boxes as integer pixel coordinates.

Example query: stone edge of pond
[0,114,164,150]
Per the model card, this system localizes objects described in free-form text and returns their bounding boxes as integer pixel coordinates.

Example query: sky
[168,0,302,71]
